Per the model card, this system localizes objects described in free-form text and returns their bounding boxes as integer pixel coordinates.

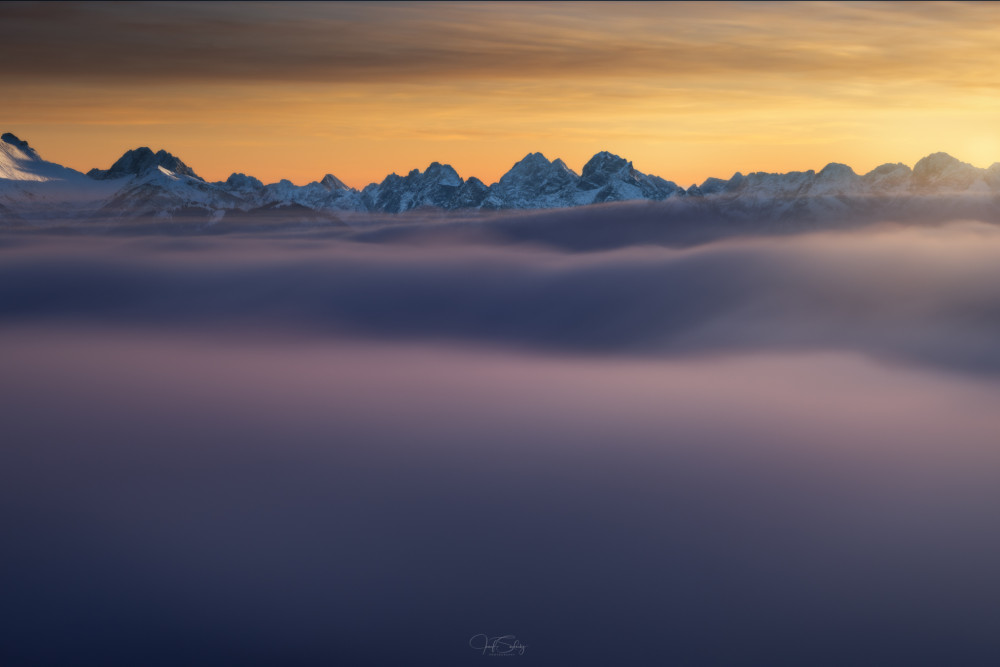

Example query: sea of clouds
[2,214,1000,665]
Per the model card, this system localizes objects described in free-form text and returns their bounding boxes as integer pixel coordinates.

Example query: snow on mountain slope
[0,133,121,221]
[0,133,86,182]
[361,162,487,213]
[88,147,203,181]
[89,147,244,219]
[259,175,367,212]
[685,152,1000,226]
[480,151,683,209]
[861,163,913,193]
[481,153,583,209]
[1,128,999,225]
[911,152,982,192]
[578,151,684,203]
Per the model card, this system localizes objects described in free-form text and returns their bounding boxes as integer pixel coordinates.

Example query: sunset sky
[4,1,1000,188]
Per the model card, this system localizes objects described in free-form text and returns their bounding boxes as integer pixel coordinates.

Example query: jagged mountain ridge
[1,131,999,224]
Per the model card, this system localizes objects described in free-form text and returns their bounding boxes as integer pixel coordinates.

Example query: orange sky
[4,1,1000,188]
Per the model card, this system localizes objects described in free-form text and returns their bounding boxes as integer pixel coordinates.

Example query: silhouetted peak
[225,172,264,190]
[816,162,857,180]
[91,146,202,181]
[581,151,630,178]
[320,173,350,191]
[912,152,978,188]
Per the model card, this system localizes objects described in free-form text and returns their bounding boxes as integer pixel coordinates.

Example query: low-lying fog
[2,216,1000,665]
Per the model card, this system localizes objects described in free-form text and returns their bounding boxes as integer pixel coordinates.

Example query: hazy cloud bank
[4,216,1000,665]
[2,219,999,375]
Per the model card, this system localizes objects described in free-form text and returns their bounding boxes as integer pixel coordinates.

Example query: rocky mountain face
[360,162,488,213]
[478,152,684,210]
[88,147,202,181]
[1,131,999,225]
[219,173,366,213]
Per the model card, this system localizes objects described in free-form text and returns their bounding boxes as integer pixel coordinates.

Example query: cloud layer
[2,218,1000,375]
[4,219,1000,664]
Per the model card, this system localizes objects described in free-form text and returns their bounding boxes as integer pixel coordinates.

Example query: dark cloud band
[2,2,998,85]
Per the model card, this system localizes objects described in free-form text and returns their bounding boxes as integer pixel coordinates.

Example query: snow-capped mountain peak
[224,172,264,193]
[482,152,580,208]
[423,162,463,187]
[0,132,119,221]
[861,163,912,191]
[88,147,203,182]
[816,162,857,181]
[0,132,85,182]
[320,174,350,191]
[1,133,45,181]
[580,151,631,184]
[360,161,475,213]
[911,152,980,191]
[3,130,1000,224]
[579,151,684,202]
[695,176,734,196]
[1,132,39,159]
[513,152,554,170]
[806,162,859,196]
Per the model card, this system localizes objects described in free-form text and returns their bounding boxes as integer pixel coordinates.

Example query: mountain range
[1,131,999,225]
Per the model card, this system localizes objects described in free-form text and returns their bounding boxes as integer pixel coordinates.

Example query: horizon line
[4,131,997,192]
